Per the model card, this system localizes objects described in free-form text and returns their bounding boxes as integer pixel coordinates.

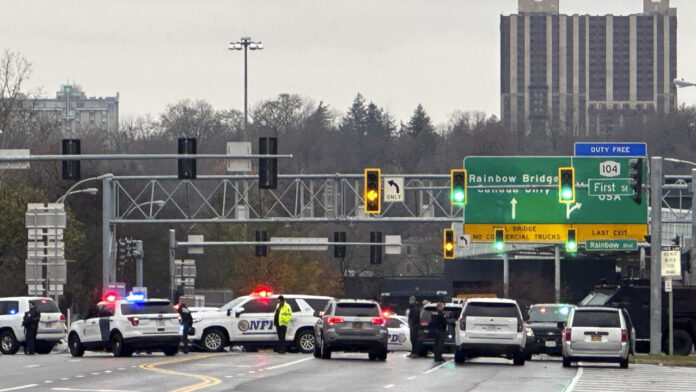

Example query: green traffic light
[453,189,465,203]
[561,187,573,201]
[566,241,577,252]
[494,241,504,251]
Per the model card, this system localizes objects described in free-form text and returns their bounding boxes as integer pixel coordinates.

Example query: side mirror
[557,321,566,329]
[235,307,245,317]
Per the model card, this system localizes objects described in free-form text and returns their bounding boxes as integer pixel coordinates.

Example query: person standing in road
[407,296,421,358]
[273,296,292,354]
[22,301,40,355]
[178,303,193,354]
[428,302,447,363]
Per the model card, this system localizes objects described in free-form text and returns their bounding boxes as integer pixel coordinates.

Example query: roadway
[1,350,694,392]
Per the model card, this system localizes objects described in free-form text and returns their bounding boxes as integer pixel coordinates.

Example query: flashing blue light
[559,307,570,316]
[125,292,146,302]
[9,308,17,315]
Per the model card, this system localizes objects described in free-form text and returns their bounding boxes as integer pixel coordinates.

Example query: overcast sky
[3,0,695,126]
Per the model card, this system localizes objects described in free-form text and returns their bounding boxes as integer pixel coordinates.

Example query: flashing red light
[104,293,117,302]
[41,299,47,304]
[174,303,181,310]
[371,318,386,326]
[381,309,393,317]
[540,307,546,313]
[327,317,344,326]
[251,285,273,298]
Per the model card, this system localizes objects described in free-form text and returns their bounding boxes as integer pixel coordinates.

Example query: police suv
[68,296,181,357]
[191,291,331,353]
[0,297,66,354]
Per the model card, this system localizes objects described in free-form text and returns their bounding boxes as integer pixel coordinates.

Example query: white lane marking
[68,359,81,363]
[248,371,256,374]
[407,376,416,380]
[236,373,245,376]
[60,378,69,381]
[91,372,101,375]
[565,367,583,392]
[25,364,40,368]
[52,389,137,392]
[75,375,84,378]
[104,370,112,373]
[225,376,234,379]
[0,385,38,392]
[265,357,313,370]
[44,381,53,384]
[118,368,126,370]
[384,384,395,389]
[422,360,452,374]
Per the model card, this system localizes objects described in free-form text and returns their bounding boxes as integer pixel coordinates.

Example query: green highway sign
[585,239,638,251]
[462,156,647,224]
[588,178,633,196]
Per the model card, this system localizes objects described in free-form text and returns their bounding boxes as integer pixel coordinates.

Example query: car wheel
[619,357,629,369]
[202,328,227,352]
[68,333,84,357]
[513,351,525,366]
[320,337,331,359]
[673,329,693,356]
[368,351,377,360]
[294,329,315,354]
[0,331,20,355]
[377,346,388,361]
[111,332,127,357]
[163,346,178,356]
[454,349,465,364]
[562,357,571,368]
[35,342,55,354]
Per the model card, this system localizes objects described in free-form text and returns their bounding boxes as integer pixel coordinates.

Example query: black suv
[524,304,574,357]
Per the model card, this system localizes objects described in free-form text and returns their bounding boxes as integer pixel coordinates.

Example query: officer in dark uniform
[407,296,421,358]
[178,303,193,354]
[22,301,41,355]
[428,302,447,363]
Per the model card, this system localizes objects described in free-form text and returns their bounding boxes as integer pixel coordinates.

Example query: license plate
[545,341,556,347]
[352,322,362,329]
[157,320,165,326]
[591,334,602,342]
[42,322,54,327]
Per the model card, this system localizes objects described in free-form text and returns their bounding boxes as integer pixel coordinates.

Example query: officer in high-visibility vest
[273,296,292,353]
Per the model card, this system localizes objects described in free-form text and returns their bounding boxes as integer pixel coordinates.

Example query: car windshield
[121,301,177,315]
[420,306,462,322]
[465,302,519,318]
[572,310,621,328]
[528,306,572,322]
[579,291,614,306]
[335,302,380,317]
[220,297,248,311]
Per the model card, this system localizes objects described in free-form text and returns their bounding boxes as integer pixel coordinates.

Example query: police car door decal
[236,299,277,339]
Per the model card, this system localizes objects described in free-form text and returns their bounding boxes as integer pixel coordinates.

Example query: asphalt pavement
[0,350,691,392]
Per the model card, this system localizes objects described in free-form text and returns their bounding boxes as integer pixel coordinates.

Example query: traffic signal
[255,230,268,257]
[566,228,577,253]
[334,232,346,258]
[450,169,467,205]
[259,137,278,189]
[558,167,575,203]
[364,169,381,214]
[493,228,505,252]
[443,228,455,259]
[370,231,382,264]
[177,138,197,179]
[629,158,643,205]
[62,139,81,180]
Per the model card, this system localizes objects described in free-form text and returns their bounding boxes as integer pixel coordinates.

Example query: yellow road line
[139,353,223,392]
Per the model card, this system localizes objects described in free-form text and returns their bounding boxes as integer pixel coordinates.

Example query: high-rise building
[501,0,676,136]
[21,84,119,135]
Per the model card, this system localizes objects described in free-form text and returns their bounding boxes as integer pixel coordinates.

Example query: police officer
[428,302,447,363]
[178,303,193,354]
[273,296,292,354]
[407,296,421,358]
[22,301,40,355]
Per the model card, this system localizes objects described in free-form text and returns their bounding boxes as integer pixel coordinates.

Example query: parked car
[0,297,66,355]
[386,315,411,352]
[314,299,389,360]
[524,304,574,357]
[454,298,527,365]
[561,306,630,368]
[417,303,462,356]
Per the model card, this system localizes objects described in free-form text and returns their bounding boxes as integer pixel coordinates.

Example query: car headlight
[525,327,534,337]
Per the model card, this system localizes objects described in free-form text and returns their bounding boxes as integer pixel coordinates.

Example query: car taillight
[564,328,571,341]
[621,329,628,342]
[460,317,466,331]
[371,318,386,326]
[517,319,523,332]
[420,319,429,326]
[127,316,140,326]
[327,317,344,326]
[60,314,66,324]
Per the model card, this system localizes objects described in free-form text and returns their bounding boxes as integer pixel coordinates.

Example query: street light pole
[228,36,263,140]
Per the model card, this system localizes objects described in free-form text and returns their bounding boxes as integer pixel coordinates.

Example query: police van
[191,290,332,353]
[67,294,181,357]
[0,297,66,354]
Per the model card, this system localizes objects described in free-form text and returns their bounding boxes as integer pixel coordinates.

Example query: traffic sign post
[574,142,647,157]
[383,177,404,202]
[25,203,67,299]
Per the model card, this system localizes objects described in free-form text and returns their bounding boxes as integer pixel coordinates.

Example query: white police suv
[191,290,332,353]
[0,297,66,354]
[68,296,180,357]
[386,315,412,352]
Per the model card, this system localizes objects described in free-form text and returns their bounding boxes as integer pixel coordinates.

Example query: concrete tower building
[501,0,677,137]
